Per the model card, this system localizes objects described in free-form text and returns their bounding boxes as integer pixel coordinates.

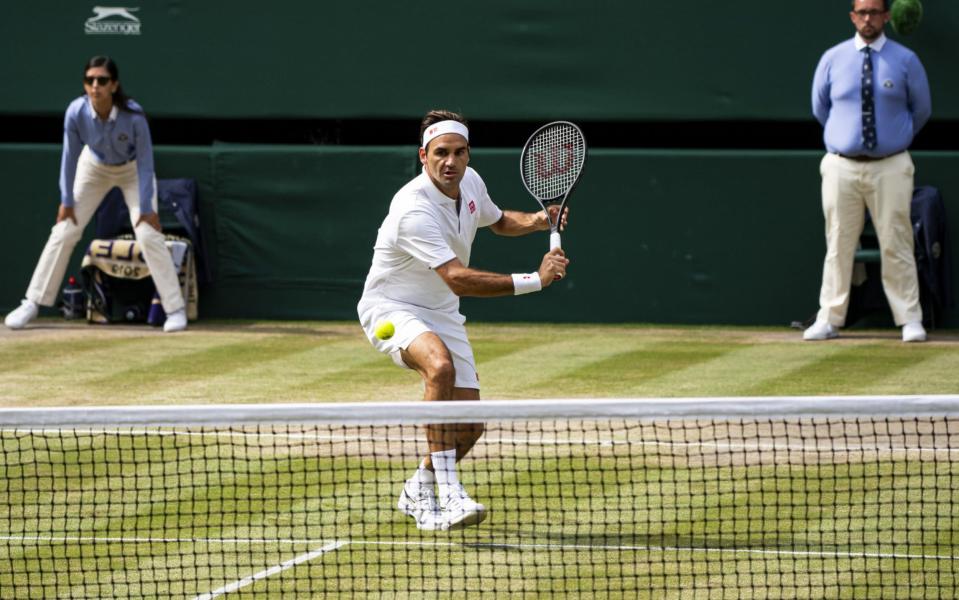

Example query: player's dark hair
[420,109,468,149]
[84,56,141,113]
[851,0,888,11]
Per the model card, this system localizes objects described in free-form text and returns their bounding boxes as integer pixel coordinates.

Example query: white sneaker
[803,320,838,341]
[902,321,927,343]
[439,484,487,530]
[5,300,38,330]
[163,309,187,333]
[398,478,442,530]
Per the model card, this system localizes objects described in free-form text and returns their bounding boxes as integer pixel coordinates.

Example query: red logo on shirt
[468,200,476,214]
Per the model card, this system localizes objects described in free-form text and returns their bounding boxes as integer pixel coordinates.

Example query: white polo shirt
[359,167,503,313]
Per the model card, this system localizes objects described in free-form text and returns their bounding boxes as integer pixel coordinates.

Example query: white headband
[421,120,469,149]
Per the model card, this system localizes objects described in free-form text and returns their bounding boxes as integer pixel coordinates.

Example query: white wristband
[511,272,542,295]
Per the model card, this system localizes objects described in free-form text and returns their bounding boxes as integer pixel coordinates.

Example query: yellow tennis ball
[374,320,395,340]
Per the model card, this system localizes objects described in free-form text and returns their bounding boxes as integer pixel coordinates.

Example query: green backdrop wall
[2,2,955,327]
[1,1,957,120]
[2,144,955,327]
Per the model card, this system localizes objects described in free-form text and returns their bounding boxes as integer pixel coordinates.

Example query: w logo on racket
[534,143,575,179]
[520,121,587,252]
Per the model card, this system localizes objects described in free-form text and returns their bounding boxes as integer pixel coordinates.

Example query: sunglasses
[83,75,113,86]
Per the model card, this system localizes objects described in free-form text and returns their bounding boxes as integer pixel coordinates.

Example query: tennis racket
[520,121,587,251]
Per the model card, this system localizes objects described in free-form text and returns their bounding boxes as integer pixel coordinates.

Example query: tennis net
[1,396,958,599]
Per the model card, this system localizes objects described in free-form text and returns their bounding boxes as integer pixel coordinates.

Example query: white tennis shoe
[902,321,927,343]
[802,320,838,341]
[163,308,187,333]
[5,299,38,330]
[398,478,442,530]
[439,484,487,530]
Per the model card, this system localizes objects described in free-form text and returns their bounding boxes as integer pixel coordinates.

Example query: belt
[836,151,902,162]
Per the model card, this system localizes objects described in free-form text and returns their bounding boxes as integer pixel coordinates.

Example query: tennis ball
[890,0,923,35]
[374,321,395,341]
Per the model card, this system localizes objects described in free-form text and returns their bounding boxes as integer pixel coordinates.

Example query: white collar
[855,32,887,52]
[420,167,459,204]
[88,99,119,122]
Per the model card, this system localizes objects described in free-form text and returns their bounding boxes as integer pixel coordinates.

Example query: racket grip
[550,231,562,251]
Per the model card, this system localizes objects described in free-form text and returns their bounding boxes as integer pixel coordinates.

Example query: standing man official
[357,110,568,531]
[805,0,931,342]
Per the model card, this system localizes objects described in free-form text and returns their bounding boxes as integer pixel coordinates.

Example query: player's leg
[400,331,487,529]
[6,147,110,329]
[866,153,924,340]
[395,331,456,529]
[357,305,444,525]
[451,386,484,461]
[407,319,487,529]
[119,172,187,332]
[807,154,865,339]
[429,386,487,529]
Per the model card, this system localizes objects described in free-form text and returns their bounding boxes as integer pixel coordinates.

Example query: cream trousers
[815,152,921,327]
[25,146,186,313]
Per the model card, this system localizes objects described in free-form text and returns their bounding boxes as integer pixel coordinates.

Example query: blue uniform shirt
[812,33,931,157]
[59,96,156,214]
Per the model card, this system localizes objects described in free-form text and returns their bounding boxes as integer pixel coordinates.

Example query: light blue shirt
[812,33,931,157]
[59,96,156,214]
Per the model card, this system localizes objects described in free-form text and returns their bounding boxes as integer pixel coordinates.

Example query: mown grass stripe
[480,335,654,399]
[80,336,326,402]
[861,349,959,395]
[541,342,736,398]
[644,343,848,397]
[136,338,371,403]
[0,337,148,375]
[749,344,945,396]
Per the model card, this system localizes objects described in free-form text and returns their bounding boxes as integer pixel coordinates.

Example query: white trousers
[816,152,921,327]
[25,146,185,313]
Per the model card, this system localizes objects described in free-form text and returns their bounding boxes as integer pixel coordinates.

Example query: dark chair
[95,178,212,284]
[846,185,952,328]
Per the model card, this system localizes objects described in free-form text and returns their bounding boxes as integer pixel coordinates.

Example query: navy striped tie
[861,47,877,152]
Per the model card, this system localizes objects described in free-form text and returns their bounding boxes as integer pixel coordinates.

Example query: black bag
[80,265,156,323]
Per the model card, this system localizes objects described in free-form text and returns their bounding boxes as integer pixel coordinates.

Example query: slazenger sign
[84,6,141,35]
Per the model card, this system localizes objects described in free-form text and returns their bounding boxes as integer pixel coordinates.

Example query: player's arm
[434,250,568,297]
[489,205,568,237]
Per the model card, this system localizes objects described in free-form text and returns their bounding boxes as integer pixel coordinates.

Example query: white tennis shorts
[357,301,479,390]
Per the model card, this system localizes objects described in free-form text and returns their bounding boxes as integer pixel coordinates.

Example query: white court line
[2,534,956,562]
[190,540,348,600]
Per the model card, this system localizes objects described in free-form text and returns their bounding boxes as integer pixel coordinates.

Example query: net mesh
[2,398,958,599]
[520,122,587,201]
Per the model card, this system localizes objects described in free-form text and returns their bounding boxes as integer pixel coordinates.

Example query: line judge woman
[4,56,187,332]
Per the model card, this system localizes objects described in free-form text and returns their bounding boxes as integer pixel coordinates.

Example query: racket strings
[522,124,586,200]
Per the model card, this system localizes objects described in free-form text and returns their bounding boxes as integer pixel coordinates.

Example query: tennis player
[4,56,187,333]
[357,110,569,530]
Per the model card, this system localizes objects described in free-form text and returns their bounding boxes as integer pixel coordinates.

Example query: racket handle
[550,231,562,251]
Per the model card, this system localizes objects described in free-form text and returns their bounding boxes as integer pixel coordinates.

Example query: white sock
[410,459,436,486]
[430,449,459,498]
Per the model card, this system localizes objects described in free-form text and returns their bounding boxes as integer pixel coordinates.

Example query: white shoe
[803,320,838,341]
[902,321,927,343]
[5,300,38,330]
[439,484,487,530]
[163,309,187,333]
[398,478,442,530]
